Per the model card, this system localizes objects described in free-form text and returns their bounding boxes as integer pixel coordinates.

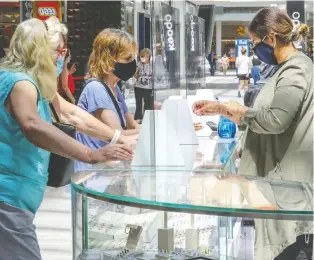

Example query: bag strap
[86,79,126,130]
[49,103,60,123]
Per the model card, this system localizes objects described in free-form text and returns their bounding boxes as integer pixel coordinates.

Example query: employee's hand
[90,144,133,163]
[192,100,223,116]
[219,101,248,124]
[70,97,76,104]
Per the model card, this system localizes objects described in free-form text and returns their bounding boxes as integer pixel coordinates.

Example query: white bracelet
[110,129,121,144]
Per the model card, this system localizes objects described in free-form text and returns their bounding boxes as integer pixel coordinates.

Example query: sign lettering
[238,40,247,45]
[291,11,301,26]
[164,14,175,51]
[190,15,196,52]
[38,7,57,17]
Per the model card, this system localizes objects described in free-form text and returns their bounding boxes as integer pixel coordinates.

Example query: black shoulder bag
[85,79,127,130]
[47,104,76,188]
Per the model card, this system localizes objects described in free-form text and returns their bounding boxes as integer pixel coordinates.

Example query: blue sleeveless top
[0,70,51,214]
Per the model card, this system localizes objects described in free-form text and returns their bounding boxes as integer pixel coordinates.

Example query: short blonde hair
[89,28,137,79]
[0,17,67,101]
[139,48,151,57]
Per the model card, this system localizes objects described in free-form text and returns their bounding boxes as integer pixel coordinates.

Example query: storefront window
[0,1,20,53]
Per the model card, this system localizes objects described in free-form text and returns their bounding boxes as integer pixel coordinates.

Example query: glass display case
[71,133,313,260]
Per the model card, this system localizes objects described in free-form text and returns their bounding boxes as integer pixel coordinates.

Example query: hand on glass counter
[91,143,133,163]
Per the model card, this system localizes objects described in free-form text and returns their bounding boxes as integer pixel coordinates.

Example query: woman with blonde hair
[0,17,133,259]
[193,8,313,259]
[75,28,140,172]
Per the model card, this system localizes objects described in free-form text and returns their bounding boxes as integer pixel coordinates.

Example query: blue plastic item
[218,116,237,139]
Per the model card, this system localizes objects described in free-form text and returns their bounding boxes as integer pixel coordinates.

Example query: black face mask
[113,59,137,81]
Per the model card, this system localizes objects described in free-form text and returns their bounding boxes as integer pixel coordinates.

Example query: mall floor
[34,69,246,260]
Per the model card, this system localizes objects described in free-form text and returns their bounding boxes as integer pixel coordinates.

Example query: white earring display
[131,110,185,168]
[162,99,198,145]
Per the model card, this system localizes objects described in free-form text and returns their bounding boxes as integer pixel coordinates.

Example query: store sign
[160,2,180,88]
[287,1,305,26]
[186,13,199,53]
[287,1,305,49]
[35,1,62,21]
[190,15,196,52]
[164,14,175,51]
[238,39,248,45]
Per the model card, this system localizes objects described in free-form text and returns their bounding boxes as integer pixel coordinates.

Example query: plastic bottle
[218,116,236,139]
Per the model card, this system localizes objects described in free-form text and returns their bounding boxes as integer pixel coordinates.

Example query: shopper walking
[193,7,312,260]
[207,50,216,76]
[250,53,261,85]
[220,53,229,76]
[75,28,141,172]
[236,47,251,97]
[0,17,134,260]
[134,48,153,123]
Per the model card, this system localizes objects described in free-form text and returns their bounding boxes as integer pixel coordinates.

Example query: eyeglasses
[252,36,266,51]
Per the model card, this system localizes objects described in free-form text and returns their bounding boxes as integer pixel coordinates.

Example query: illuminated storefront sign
[33,1,62,21]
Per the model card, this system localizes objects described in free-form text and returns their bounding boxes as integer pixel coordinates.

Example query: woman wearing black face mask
[193,8,313,259]
[75,29,140,172]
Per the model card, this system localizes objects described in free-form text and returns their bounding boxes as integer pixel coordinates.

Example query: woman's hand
[119,135,137,150]
[219,101,248,124]
[90,144,133,163]
[69,63,76,75]
[193,100,248,124]
[192,100,225,116]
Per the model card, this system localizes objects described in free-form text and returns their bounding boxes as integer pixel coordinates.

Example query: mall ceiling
[190,0,286,7]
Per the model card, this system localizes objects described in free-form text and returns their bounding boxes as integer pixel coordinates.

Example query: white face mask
[140,57,146,63]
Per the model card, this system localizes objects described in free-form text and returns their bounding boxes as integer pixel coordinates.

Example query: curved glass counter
[72,169,313,221]
[71,167,313,260]
[71,131,313,260]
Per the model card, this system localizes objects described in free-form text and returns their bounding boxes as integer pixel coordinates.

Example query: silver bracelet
[110,129,121,144]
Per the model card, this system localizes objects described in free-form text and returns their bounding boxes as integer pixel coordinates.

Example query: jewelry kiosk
[71,129,313,260]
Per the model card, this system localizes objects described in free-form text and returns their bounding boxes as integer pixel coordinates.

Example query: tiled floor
[35,70,248,260]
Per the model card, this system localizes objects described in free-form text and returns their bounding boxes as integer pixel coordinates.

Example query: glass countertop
[72,169,313,221]
[79,132,242,173]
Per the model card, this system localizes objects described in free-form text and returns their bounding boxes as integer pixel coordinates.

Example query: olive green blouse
[240,52,313,259]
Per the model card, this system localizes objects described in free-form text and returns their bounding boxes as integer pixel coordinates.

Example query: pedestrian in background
[58,48,76,104]
[134,48,153,123]
[220,53,229,76]
[250,53,261,85]
[207,50,216,76]
[236,47,251,97]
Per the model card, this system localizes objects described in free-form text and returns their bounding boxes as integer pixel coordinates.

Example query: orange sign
[237,26,247,37]
[33,1,62,21]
